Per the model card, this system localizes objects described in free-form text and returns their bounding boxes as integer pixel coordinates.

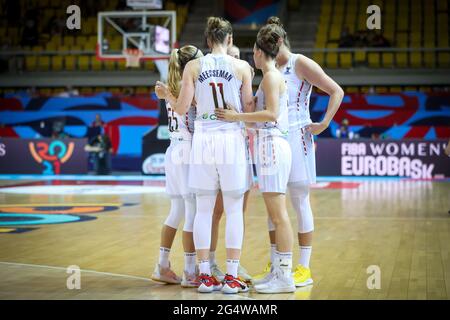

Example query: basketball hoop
[123,49,143,68]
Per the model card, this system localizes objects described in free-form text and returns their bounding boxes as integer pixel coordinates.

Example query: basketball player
[227,45,240,59]
[151,45,203,288]
[216,23,296,293]
[253,17,344,287]
[155,17,254,294]
[208,45,253,284]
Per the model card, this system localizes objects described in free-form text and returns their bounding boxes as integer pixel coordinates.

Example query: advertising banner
[0,138,88,174]
[316,139,450,178]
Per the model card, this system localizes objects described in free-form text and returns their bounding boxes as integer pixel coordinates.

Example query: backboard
[97,10,176,80]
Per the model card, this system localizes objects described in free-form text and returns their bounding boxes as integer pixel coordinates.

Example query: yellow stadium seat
[438,35,449,47]
[438,53,450,67]
[424,36,435,48]
[326,53,338,68]
[368,53,380,68]
[382,53,394,68]
[340,53,352,68]
[64,36,75,46]
[329,27,341,40]
[410,52,422,67]
[424,52,436,67]
[410,33,421,47]
[354,50,366,64]
[51,56,63,71]
[75,36,87,46]
[25,56,37,71]
[80,88,94,95]
[64,56,76,70]
[389,87,402,93]
[45,42,57,51]
[376,87,388,93]
[437,0,448,10]
[91,56,102,71]
[78,56,90,71]
[145,60,156,72]
[396,53,408,68]
[396,33,408,47]
[313,52,325,65]
[345,86,359,93]
[38,56,51,71]
[103,60,116,71]
[118,60,128,71]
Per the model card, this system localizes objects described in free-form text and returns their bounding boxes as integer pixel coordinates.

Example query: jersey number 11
[209,82,229,109]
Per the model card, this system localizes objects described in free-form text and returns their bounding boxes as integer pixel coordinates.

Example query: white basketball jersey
[253,85,289,137]
[280,54,313,130]
[194,54,243,131]
[166,101,195,141]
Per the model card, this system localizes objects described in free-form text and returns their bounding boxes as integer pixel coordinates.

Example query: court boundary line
[0,261,256,300]
[0,261,152,282]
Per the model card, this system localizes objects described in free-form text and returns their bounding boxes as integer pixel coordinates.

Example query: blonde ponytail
[168,49,182,98]
[167,45,203,98]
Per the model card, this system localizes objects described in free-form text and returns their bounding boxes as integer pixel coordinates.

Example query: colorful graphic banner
[0,138,88,174]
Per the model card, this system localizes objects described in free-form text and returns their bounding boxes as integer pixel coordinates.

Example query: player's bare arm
[216,71,280,122]
[296,54,344,135]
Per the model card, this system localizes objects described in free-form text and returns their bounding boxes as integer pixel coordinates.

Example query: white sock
[184,252,196,274]
[226,259,239,278]
[158,247,170,268]
[209,251,217,266]
[199,259,210,275]
[270,244,277,264]
[277,251,293,277]
[299,246,312,268]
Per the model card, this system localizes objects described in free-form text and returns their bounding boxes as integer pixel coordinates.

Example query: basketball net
[123,49,143,68]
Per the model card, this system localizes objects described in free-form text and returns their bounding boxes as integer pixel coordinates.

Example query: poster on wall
[316,139,450,179]
[0,138,88,174]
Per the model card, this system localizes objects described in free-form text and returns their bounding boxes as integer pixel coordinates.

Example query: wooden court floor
[0,179,449,300]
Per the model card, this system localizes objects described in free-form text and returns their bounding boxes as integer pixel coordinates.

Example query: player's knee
[289,182,310,201]
[164,198,184,229]
[298,218,314,233]
[267,217,276,231]
[269,212,290,228]
[183,209,195,232]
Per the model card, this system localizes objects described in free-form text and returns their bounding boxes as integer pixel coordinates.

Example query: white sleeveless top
[194,54,243,131]
[252,84,289,138]
[166,101,195,141]
[279,53,313,130]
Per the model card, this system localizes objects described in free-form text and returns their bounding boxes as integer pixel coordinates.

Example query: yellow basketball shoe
[293,264,313,287]
[251,262,271,284]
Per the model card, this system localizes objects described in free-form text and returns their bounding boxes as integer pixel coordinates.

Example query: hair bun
[266,16,283,28]
[207,17,222,29]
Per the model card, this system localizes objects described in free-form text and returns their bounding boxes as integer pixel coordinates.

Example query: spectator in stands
[51,119,67,139]
[372,31,391,47]
[88,114,106,140]
[339,26,354,48]
[92,114,105,128]
[336,118,353,139]
[86,134,113,175]
[46,15,65,36]
[58,86,79,97]
[21,17,39,47]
